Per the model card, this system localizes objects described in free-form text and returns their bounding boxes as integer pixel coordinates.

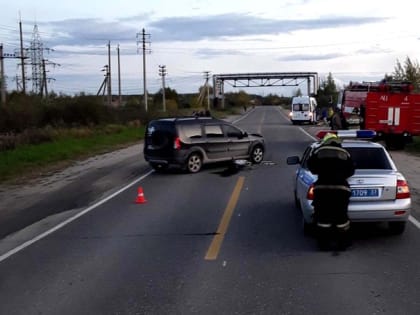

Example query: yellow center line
[205,176,245,260]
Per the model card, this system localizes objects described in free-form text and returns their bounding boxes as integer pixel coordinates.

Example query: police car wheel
[303,218,315,236]
[388,221,406,235]
[294,190,300,209]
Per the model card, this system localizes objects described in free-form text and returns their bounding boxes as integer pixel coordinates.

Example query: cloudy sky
[1,0,419,96]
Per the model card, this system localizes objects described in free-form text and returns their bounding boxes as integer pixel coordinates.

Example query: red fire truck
[339,81,420,149]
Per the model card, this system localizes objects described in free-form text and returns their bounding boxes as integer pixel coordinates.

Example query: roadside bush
[113,105,143,124]
[127,120,142,128]
[0,94,44,132]
[0,134,16,151]
[61,96,104,126]
[102,124,124,134]
[19,128,53,145]
[59,127,94,139]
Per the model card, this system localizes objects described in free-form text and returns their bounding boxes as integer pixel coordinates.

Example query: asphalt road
[0,106,420,314]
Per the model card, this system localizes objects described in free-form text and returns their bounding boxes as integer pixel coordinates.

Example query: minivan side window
[205,125,224,138]
[180,124,202,139]
[225,125,243,138]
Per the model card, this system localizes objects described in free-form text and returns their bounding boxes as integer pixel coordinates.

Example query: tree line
[1,56,419,134]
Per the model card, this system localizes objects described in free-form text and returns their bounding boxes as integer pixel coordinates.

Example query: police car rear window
[345,147,392,170]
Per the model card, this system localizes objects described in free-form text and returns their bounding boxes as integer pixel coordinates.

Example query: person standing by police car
[307,133,355,250]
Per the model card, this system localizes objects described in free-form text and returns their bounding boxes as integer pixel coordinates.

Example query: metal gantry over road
[212,71,319,108]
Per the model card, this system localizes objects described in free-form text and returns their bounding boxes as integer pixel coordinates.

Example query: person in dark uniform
[330,107,342,130]
[307,133,355,251]
[359,103,366,129]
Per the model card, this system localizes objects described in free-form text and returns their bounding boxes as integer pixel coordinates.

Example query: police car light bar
[316,130,376,139]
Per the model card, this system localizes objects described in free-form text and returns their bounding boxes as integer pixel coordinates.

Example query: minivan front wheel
[250,146,264,164]
[186,153,202,173]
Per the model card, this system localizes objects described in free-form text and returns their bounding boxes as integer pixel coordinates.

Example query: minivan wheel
[186,153,202,173]
[250,146,264,164]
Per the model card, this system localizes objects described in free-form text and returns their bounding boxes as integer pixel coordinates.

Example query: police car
[287,130,411,235]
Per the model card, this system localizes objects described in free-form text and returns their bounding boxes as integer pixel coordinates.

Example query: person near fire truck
[307,133,355,251]
[359,103,366,129]
[330,107,348,130]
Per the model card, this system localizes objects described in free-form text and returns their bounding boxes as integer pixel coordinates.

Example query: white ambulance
[289,96,318,125]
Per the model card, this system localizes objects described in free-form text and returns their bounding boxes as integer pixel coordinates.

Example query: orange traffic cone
[135,187,147,204]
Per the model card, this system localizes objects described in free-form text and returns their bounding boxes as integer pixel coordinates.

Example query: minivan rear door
[144,121,175,157]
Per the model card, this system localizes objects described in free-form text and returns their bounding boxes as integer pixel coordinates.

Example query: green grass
[0,108,240,183]
[0,125,145,182]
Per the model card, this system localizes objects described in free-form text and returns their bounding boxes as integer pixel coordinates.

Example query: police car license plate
[351,189,379,197]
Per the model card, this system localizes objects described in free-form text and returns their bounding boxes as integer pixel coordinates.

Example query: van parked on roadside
[289,96,317,125]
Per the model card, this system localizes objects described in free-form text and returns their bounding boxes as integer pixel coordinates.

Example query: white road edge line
[0,170,155,263]
[409,215,420,230]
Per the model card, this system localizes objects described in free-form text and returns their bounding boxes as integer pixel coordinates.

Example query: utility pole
[107,41,112,106]
[142,29,147,112]
[40,58,48,98]
[19,17,26,94]
[0,44,6,105]
[159,65,167,112]
[117,44,122,106]
[137,28,151,112]
[204,71,211,110]
[97,65,109,100]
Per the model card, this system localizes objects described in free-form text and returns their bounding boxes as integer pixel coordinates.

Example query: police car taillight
[307,184,315,200]
[396,179,410,199]
[316,130,376,140]
[174,137,181,150]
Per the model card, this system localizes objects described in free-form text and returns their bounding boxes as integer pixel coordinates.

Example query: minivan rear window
[146,121,175,148]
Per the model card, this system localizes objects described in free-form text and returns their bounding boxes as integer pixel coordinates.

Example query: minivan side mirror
[242,131,248,138]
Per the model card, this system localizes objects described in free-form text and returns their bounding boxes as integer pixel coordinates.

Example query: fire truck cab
[339,81,381,126]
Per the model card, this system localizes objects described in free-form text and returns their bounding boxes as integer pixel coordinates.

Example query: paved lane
[1,106,419,315]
